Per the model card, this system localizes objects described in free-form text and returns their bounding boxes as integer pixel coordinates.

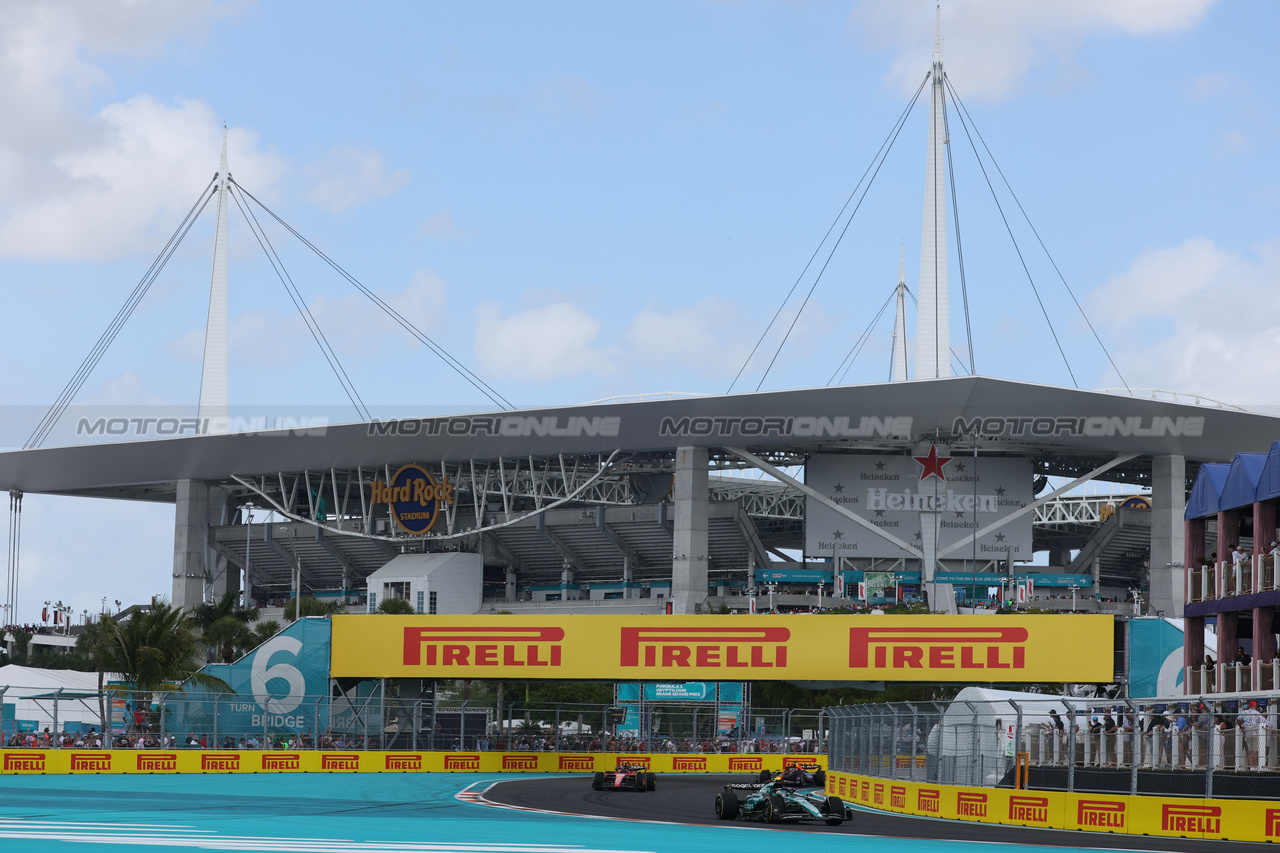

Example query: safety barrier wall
[0,750,824,776]
[826,770,1280,844]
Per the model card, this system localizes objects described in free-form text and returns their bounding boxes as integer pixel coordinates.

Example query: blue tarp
[1185,462,1230,520]
[1218,452,1268,512]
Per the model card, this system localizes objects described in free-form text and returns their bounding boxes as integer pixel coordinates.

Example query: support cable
[232,182,513,411]
[26,177,219,449]
[6,491,21,627]
[940,75,1077,388]
[727,73,930,394]
[945,78,1129,393]
[228,187,370,421]
[827,288,895,386]
[755,76,930,392]
[939,82,976,375]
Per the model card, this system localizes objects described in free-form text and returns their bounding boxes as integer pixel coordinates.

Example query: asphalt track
[484,774,1279,853]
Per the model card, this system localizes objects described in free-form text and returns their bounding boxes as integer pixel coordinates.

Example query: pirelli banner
[826,771,1280,844]
[0,750,822,776]
[329,614,1114,682]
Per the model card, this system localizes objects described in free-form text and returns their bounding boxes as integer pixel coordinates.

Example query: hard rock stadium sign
[330,614,1113,682]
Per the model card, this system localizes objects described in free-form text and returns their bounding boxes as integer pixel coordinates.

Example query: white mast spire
[890,244,909,381]
[198,127,230,433]
[914,3,950,380]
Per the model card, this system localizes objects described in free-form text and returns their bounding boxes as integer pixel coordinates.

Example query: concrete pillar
[1049,549,1071,569]
[504,568,517,602]
[1220,611,1239,668]
[1149,454,1186,617]
[206,486,236,601]
[172,479,211,609]
[622,555,636,599]
[1254,608,1276,667]
[671,446,709,615]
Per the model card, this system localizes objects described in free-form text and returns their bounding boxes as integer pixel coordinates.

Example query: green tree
[376,597,415,614]
[248,620,282,648]
[91,602,229,694]
[283,596,348,621]
[191,591,260,663]
[76,615,118,731]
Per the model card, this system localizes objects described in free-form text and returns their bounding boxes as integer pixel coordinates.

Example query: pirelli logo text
[620,626,789,669]
[849,626,1028,670]
[386,754,422,770]
[1265,808,1280,838]
[727,756,763,772]
[321,754,360,771]
[137,753,177,772]
[617,756,650,768]
[1009,796,1049,823]
[403,626,564,668]
[70,753,111,772]
[201,753,241,771]
[781,756,812,769]
[1078,800,1125,829]
[559,755,595,771]
[918,789,941,814]
[672,757,707,771]
[872,783,884,805]
[1162,804,1221,834]
[957,792,987,818]
[3,753,45,772]
[443,754,481,771]
[890,786,907,809]
[263,754,301,770]
[502,755,540,771]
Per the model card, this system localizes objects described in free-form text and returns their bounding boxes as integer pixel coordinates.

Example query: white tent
[0,665,116,733]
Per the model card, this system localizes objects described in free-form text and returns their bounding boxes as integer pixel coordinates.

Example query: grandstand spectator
[1236,646,1253,666]
[1240,701,1268,769]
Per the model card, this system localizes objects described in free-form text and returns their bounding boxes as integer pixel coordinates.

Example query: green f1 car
[714,778,847,826]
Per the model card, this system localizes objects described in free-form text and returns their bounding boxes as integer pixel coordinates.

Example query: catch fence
[825,696,1280,799]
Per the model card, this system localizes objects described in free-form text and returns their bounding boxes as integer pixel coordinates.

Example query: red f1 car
[591,764,657,792]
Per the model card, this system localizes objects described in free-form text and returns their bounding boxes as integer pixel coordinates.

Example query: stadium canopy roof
[1186,442,1280,519]
[1,376,1276,502]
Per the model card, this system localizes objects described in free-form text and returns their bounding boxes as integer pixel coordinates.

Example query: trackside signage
[329,614,1113,682]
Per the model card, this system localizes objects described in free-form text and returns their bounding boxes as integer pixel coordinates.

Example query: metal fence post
[963,701,979,787]
[1127,699,1139,796]
[213,694,219,746]
[1009,700,1023,785]
[1206,700,1216,799]
[1066,702,1076,793]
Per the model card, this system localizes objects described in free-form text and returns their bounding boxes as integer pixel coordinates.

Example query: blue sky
[1,0,1277,622]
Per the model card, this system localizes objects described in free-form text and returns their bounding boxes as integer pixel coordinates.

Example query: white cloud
[305,145,410,214]
[532,75,609,119]
[1088,236,1280,405]
[0,95,285,261]
[849,0,1217,100]
[0,1,276,261]
[471,295,775,387]
[163,268,449,368]
[417,211,466,240]
[474,301,605,382]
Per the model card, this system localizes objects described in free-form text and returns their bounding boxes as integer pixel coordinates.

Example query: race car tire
[634,771,647,791]
[646,772,656,791]
[765,794,786,823]
[813,770,826,788]
[715,790,739,820]
[758,770,772,783]
[824,796,845,825]
[591,772,605,791]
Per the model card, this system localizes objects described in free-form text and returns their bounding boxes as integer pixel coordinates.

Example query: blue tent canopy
[1259,441,1280,503]
[1186,463,1231,520]
[1218,452,1268,512]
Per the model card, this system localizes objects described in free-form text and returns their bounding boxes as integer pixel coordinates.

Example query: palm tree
[376,597,416,614]
[97,602,229,694]
[76,615,118,732]
[283,596,349,621]
[191,591,260,663]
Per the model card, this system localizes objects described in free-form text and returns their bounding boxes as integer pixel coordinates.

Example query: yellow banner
[826,771,1280,844]
[0,750,822,776]
[330,614,1113,682]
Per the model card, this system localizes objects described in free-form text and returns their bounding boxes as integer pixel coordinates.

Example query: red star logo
[913,444,953,481]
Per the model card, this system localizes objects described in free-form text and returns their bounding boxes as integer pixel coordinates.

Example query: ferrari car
[757,764,826,788]
[715,778,845,825]
[591,764,656,792]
